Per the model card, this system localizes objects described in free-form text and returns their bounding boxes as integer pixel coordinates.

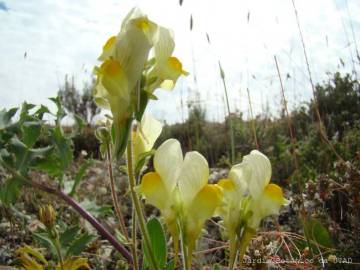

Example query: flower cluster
[137,137,289,266]
[93,8,187,158]
[217,150,290,263]
[93,8,289,268]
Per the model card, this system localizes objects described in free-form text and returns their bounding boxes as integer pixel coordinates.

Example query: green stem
[219,62,235,164]
[228,234,238,270]
[106,143,129,242]
[126,132,159,270]
[48,228,64,270]
[180,228,190,270]
[131,207,139,270]
[173,235,179,268]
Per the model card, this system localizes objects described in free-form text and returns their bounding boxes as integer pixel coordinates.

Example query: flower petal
[242,150,272,198]
[217,178,243,233]
[133,114,163,163]
[228,164,248,194]
[138,172,168,211]
[114,23,152,91]
[152,26,175,63]
[98,59,129,98]
[178,151,209,208]
[98,35,116,61]
[154,139,183,193]
[247,183,288,229]
[189,184,222,221]
[186,184,222,241]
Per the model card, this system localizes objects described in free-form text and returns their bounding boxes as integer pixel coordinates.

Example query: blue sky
[0,0,359,123]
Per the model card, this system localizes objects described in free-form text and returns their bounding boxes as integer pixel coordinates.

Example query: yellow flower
[132,114,162,165]
[93,8,187,158]
[94,8,154,110]
[239,150,289,229]
[217,150,289,266]
[219,150,289,231]
[137,139,222,254]
[145,26,189,93]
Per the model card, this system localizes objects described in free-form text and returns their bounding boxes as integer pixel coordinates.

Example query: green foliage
[34,224,96,261]
[65,231,96,257]
[313,72,360,138]
[303,218,333,249]
[0,96,92,204]
[143,217,167,269]
[212,264,221,270]
[160,72,359,183]
[0,176,24,205]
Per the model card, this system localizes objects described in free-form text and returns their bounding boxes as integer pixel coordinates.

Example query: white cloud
[0,0,359,123]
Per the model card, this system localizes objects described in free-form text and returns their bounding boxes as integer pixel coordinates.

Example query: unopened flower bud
[39,205,56,228]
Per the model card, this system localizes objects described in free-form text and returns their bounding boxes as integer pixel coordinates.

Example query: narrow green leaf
[115,230,130,245]
[135,150,155,175]
[135,89,149,121]
[143,217,167,269]
[304,218,333,248]
[33,232,58,258]
[165,260,175,270]
[113,116,132,160]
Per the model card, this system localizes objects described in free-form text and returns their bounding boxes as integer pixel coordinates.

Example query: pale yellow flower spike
[217,150,289,269]
[138,139,223,266]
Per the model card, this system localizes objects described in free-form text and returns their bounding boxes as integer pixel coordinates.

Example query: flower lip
[264,183,285,204]
[218,178,236,191]
[101,59,122,76]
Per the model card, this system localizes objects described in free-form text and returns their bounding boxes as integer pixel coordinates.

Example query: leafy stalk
[126,129,159,270]
[105,142,129,241]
